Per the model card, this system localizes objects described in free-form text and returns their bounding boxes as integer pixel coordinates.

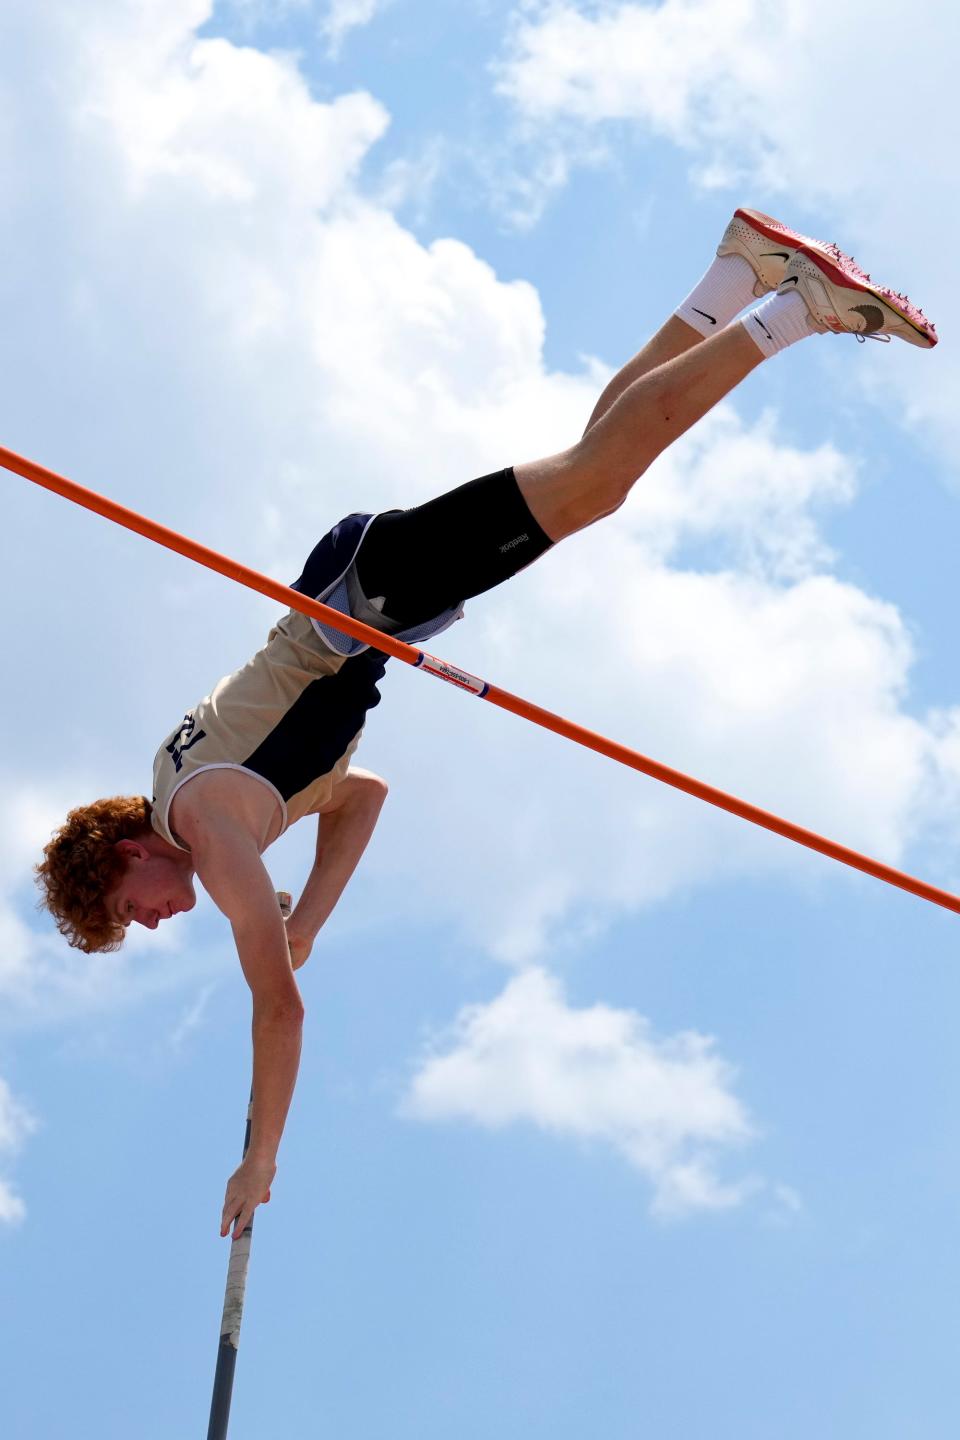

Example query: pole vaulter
[8,210,945,1437]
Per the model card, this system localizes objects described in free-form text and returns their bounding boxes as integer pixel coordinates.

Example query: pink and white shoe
[717,207,829,298]
[779,244,938,348]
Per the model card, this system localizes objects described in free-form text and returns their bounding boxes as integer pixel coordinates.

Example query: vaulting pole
[5,442,960,919]
[206,890,293,1440]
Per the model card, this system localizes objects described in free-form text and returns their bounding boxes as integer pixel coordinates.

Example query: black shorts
[354,466,553,627]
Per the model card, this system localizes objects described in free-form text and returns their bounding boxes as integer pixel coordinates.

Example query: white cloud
[624,403,857,579]
[0,1183,25,1226]
[169,983,217,1049]
[497,0,956,456]
[205,0,386,56]
[319,0,386,55]
[0,1077,36,1225]
[75,13,388,209]
[403,967,759,1216]
[500,0,772,138]
[498,0,953,201]
[215,0,313,30]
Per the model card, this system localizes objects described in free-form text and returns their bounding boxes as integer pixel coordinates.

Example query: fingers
[220,1160,277,1237]
[220,1189,254,1240]
[232,1204,255,1242]
[219,1188,273,1237]
[223,1198,255,1241]
[220,1201,241,1239]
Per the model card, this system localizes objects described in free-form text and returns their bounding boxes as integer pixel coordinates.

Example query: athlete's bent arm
[285,768,389,969]
[183,816,305,1238]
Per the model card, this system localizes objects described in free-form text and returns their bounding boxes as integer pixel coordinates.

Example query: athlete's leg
[581,206,880,438]
[354,209,820,614]
[517,214,937,543]
[354,307,764,616]
[354,468,552,625]
[356,294,793,620]
[582,316,702,435]
[581,207,826,435]
[353,217,935,625]
[516,319,765,542]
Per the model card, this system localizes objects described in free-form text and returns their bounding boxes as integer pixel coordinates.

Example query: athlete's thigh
[355,467,554,622]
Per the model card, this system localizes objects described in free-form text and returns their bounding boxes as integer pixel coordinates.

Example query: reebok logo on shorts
[499,532,529,554]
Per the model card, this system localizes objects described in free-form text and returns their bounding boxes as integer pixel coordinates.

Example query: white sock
[675,254,759,337]
[740,289,820,358]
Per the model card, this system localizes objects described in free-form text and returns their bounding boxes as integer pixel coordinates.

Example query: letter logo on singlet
[166,713,207,773]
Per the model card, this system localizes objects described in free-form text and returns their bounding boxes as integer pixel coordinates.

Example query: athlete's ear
[114,839,150,862]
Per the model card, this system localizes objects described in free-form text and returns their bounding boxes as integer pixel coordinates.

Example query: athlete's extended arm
[181,814,304,1239]
[284,768,389,969]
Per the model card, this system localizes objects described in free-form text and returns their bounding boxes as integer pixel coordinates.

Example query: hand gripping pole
[4,442,960,919]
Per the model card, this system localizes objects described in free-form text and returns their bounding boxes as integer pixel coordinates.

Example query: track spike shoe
[779,243,937,347]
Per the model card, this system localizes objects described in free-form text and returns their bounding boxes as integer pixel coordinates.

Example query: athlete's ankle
[740,290,820,358]
[675,254,758,337]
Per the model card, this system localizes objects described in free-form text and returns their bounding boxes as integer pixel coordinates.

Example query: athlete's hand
[220,1155,276,1239]
[284,930,313,971]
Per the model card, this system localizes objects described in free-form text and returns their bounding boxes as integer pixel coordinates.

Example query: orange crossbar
[4,440,959,918]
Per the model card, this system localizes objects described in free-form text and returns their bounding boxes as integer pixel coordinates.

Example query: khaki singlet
[151,607,382,851]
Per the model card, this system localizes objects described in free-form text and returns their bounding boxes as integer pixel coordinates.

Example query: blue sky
[4,2,960,1436]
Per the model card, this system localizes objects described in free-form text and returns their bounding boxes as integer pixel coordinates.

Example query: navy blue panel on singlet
[241,648,388,802]
[289,507,464,658]
[291,513,374,599]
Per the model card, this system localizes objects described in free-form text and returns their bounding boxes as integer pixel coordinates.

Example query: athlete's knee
[568,435,646,507]
[591,489,630,522]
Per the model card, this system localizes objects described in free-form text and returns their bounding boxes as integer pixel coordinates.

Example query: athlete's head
[36,796,196,952]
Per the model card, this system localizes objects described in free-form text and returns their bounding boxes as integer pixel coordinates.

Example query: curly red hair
[36,795,154,953]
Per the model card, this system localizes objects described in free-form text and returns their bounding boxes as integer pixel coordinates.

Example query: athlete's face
[107,849,197,932]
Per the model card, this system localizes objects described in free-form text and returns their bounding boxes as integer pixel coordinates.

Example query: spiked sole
[789,244,937,348]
